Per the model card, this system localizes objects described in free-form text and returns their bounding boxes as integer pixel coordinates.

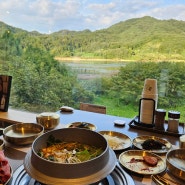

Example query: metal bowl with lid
[36,112,60,130]
[3,123,44,145]
[166,148,185,181]
[24,128,117,185]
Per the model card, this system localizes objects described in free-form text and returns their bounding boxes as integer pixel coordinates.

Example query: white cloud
[0,0,185,33]
[149,4,185,21]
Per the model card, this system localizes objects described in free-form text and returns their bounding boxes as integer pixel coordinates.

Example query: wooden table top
[58,109,180,146]
[0,108,182,185]
[0,108,37,124]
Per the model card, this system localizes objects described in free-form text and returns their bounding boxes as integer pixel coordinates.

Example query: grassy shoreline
[55,57,185,63]
[55,57,135,62]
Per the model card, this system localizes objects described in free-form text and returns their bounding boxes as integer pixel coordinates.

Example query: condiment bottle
[154,109,166,130]
[167,111,180,133]
[179,135,185,148]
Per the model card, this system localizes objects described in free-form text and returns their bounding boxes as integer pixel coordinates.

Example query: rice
[103,134,125,150]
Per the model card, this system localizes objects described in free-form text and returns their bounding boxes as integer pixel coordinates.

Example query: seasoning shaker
[154,109,166,130]
[167,111,180,133]
[179,135,185,148]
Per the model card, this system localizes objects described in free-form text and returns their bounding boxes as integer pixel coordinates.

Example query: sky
[0,0,185,34]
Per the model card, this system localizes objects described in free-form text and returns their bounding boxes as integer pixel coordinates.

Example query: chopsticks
[156,175,181,185]
[151,175,169,185]
[152,175,181,185]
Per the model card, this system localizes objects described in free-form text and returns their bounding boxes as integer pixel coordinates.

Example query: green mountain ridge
[108,16,185,34]
[1,16,185,61]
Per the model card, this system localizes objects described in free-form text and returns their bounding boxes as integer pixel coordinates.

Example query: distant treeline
[1,16,185,62]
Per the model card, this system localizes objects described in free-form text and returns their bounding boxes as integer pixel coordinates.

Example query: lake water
[59,60,127,79]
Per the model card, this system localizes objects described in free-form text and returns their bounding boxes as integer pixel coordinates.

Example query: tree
[108,62,185,108]
[9,46,94,112]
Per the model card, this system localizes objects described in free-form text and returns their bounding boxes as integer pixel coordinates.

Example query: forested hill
[1,16,185,61]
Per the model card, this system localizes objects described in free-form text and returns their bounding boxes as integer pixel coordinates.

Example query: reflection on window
[0,25,185,126]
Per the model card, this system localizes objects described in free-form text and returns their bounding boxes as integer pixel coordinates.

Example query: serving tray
[129,116,184,137]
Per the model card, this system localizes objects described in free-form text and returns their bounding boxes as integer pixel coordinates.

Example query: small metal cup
[36,112,60,130]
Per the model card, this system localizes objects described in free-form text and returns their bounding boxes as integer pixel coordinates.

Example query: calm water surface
[60,60,127,79]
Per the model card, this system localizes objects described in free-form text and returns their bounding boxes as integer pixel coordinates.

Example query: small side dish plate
[66,122,97,131]
[119,150,166,175]
[99,131,132,151]
[132,135,172,153]
[5,165,13,185]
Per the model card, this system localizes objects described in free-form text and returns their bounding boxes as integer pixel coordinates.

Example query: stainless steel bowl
[36,112,60,130]
[166,149,185,181]
[3,123,44,145]
[24,128,117,185]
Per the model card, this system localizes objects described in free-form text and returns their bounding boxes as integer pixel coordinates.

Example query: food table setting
[0,108,184,185]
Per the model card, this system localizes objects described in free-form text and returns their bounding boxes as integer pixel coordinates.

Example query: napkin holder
[138,98,156,128]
